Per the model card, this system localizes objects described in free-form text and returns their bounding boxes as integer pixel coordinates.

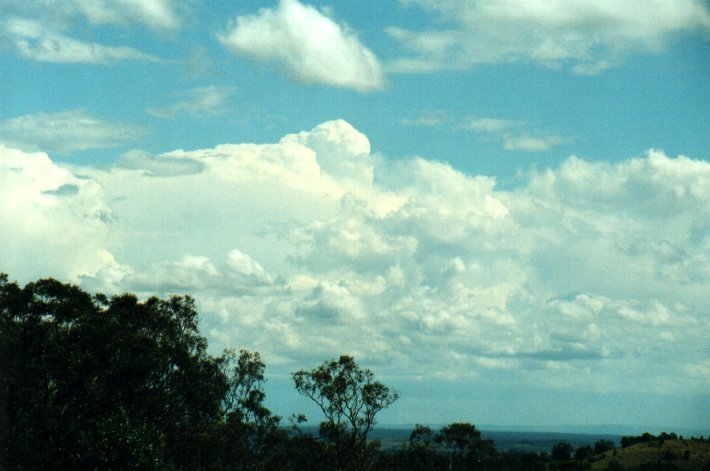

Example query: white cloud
[460,116,570,152]
[218,0,385,92]
[502,134,567,152]
[0,17,159,63]
[1,0,180,31]
[402,113,571,152]
[1,121,708,398]
[0,0,178,63]
[390,0,710,73]
[0,109,145,154]
[462,117,522,133]
[147,86,236,119]
[69,0,180,31]
[0,144,116,282]
[401,110,449,127]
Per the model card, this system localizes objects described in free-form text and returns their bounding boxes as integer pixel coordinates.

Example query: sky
[1,0,709,432]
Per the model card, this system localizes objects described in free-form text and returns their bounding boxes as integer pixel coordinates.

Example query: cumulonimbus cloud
[218,0,385,92]
[1,121,708,403]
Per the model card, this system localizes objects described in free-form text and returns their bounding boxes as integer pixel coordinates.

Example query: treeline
[0,275,695,470]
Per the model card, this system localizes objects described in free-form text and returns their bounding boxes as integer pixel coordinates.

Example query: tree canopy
[0,274,277,469]
[292,355,400,470]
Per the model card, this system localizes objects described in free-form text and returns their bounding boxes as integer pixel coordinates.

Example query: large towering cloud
[1,121,708,408]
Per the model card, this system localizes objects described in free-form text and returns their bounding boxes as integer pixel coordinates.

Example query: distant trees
[292,355,400,470]
[594,439,616,455]
[434,422,497,470]
[551,441,574,461]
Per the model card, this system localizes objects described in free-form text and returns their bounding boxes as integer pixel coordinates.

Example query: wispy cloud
[0,109,146,154]
[400,110,449,127]
[502,134,567,152]
[389,0,710,74]
[218,0,385,92]
[1,17,159,64]
[0,0,179,64]
[147,85,236,119]
[462,116,570,151]
[403,113,570,152]
[67,0,180,31]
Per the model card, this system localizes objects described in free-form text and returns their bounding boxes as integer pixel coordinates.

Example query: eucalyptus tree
[292,355,399,470]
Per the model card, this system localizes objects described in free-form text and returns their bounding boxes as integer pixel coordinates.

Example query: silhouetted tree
[435,422,496,470]
[404,424,442,470]
[292,355,399,470]
[574,445,593,461]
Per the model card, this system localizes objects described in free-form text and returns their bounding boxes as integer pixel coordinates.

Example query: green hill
[591,439,710,470]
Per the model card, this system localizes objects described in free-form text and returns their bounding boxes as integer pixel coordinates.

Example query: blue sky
[1,0,709,432]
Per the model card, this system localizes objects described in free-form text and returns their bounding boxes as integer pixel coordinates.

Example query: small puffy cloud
[218,0,384,92]
[390,0,710,73]
[0,109,146,154]
[0,17,159,63]
[147,86,236,119]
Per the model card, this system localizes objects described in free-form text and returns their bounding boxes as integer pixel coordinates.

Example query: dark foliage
[0,274,278,470]
[292,355,400,471]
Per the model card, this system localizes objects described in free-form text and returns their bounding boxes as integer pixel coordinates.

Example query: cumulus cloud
[0,109,146,154]
[389,0,710,73]
[1,120,708,399]
[218,0,385,92]
[0,144,116,282]
[147,86,236,119]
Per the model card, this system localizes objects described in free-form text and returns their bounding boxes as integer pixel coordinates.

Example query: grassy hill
[591,439,710,470]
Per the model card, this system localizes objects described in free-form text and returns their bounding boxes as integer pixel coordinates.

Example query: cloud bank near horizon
[2,120,708,406]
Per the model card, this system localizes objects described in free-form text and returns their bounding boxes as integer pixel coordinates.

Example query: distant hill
[368,427,622,452]
[591,439,710,470]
